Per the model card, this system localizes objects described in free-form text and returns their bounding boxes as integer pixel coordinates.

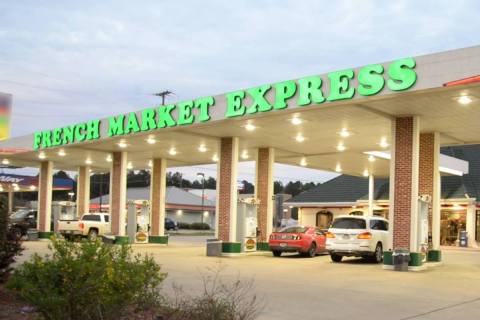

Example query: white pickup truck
[57,213,111,241]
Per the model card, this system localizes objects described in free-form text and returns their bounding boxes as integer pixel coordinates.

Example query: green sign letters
[33,58,417,150]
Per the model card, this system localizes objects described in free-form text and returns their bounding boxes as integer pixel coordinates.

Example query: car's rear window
[82,215,101,222]
[279,226,308,233]
[331,218,366,229]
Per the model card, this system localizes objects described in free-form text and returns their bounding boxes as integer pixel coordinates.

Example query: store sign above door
[33,58,417,150]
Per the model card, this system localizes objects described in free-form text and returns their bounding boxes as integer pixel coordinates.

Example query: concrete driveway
[17,239,480,320]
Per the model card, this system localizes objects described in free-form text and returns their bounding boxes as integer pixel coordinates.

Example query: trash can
[206,239,222,257]
[459,231,468,247]
[26,229,39,241]
[392,249,410,271]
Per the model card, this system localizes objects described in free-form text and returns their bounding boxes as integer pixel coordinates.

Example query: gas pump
[236,198,259,252]
[416,197,430,260]
[52,201,76,231]
[127,200,150,243]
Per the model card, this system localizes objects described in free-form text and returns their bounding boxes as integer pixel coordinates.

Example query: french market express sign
[33,58,417,150]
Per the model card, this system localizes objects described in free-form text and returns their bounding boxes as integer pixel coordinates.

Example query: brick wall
[110,152,126,235]
[76,166,90,217]
[419,133,435,230]
[218,137,234,242]
[393,117,415,249]
[256,148,272,242]
[150,158,166,236]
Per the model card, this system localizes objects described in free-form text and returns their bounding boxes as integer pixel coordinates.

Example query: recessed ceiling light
[85,158,93,165]
[241,150,249,159]
[368,155,376,162]
[336,143,346,152]
[300,157,307,167]
[379,137,389,148]
[295,134,305,142]
[338,128,351,138]
[117,140,128,148]
[58,149,66,157]
[146,136,156,144]
[363,169,369,177]
[245,123,256,131]
[38,152,46,160]
[2,158,9,165]
[335,164,342,173]
[106,154,113,162]
[198,144,207,152]
[29,185,36,191]
[127,162,133,170]
[0,186,3,192]
[212,154,219,162]
[291,117,302,125]
[458,95,472,105]
[168,148,177,156]
[13,185,20,191]
[148,160,153,168]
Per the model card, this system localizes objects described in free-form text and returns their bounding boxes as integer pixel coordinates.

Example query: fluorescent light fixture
[117,140,128,148]
[198,144,207,152]
[58,149,66,157]
[364,151,391,160]
[439,166,464,176]
[212,154,219,162]
[168,147,177,156]
[245,123,256,131]
[1,158,9,165]
[295,134,305,142]
[146,136,156,144]
[38,152,46,159]
[291,117,302,125]
[300,157,307,167]
[106,154,113,162]
[336,143,346,152]
[338,128,351,138]
[368,155,376,162]
[241,150,249,159]
[457,95,472,105]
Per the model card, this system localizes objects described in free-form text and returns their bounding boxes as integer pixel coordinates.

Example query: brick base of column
[148,235,169,244]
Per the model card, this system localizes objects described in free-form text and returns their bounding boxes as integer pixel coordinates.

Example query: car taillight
[79,223,84,230]
[325,232,335,238]
[292,235,301,240]
[357,232,372,239]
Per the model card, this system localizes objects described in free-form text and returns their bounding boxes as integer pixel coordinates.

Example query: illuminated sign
[33,58,417,150]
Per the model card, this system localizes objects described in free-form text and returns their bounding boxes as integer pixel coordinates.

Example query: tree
[274,181,284,194]
[240,180,254,194]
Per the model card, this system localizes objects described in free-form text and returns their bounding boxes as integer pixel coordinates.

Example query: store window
[440,209,466,246]
[316,211,333,229]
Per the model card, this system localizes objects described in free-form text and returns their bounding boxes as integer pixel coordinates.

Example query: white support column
[76,166,91,217]
[150,158,167,238]
[38,161,53,233]
[110,151,127,236]
[368,174,374,217]
[466,199,478,248]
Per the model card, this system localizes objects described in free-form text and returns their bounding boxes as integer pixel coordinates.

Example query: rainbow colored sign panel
[0,93,12,140]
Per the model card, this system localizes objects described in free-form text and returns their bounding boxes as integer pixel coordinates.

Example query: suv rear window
[82,215,101,222]
[331,218,366,229]
[279,226,308,233]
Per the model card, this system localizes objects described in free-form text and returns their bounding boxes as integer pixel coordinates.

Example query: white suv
[326,215,390,263]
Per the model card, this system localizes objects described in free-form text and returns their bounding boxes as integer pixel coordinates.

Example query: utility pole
[153,90,174,105]
[197,172,205,224]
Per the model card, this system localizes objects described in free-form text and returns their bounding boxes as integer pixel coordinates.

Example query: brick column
[149,158,168,244]
[390,116,420,251]
[76,166,91,217]
[419,132,441,250]
[110,151,127,239]
[37,161,53,239]
[217,137,240,253]
[255,147,274,248]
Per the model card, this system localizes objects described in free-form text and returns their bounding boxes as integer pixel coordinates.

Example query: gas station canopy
[1,46,479,177]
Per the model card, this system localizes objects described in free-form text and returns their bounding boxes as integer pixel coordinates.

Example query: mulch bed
[0,284,38,320]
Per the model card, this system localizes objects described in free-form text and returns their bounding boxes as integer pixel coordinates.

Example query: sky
[0,0,479,183]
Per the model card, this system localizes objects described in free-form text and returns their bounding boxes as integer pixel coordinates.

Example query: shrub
[177,222,191,230]
[0,194,23,283]
[7,238,167,320]
[190,222,210,230]
[161,265,263,320]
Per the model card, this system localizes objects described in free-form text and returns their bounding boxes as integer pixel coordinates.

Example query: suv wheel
[305,243,317,258]
[88,229,98,241]
[370,243,383,263]
[330,253,343,263]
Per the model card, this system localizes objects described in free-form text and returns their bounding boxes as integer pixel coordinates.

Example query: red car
[268,226,327,257]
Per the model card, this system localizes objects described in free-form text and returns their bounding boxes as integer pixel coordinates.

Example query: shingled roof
[286,145,480,204]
